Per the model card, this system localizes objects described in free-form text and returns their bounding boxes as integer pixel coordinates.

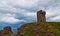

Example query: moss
[19,22,60,36]
[3,33,14,36]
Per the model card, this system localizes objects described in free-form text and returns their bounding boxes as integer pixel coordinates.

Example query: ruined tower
[37,10,46,22]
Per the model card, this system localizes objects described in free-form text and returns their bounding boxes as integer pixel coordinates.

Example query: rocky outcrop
[0,30,3,36]
[3,26,13,34]
[0,26,13,36]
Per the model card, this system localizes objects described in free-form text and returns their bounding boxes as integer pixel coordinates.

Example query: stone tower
[37,10,46,22]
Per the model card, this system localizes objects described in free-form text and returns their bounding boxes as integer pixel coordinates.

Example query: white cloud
[9,0,38,8]
[1,17,20,23]
[23,12,36,18]
[44,0,60,22]
[0,0,60,22]
[47,15,60,22]
[0,6,17,13]
[0,13,26,23]
[1,16,27,23]
[52,15,60,21]
[0,13,18,23]
[0,0,39,8]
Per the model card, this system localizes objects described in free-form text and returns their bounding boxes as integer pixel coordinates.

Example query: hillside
[18,22,60,36]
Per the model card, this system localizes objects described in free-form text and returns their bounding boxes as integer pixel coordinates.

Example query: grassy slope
[3,33,14,36]
[19,22,60,36]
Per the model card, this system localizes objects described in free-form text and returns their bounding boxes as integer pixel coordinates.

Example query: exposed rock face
[17,28,25,36]
[37,10,46,22]
[0,26,13,36]
[3,26,13,34]
[0,30,3,36]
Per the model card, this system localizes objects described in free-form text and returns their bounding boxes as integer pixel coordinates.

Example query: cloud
[44,0,60,22]
[0,13,26,23]
[9,0,38,8]
[0,0,60,23]
[1,17,20,23]
[0,0,60,34]
[0,0,38,9]
[47,15,60,22]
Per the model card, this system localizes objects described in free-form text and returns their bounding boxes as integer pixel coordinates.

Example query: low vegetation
[1,22,60,36]
[18,22,60,36]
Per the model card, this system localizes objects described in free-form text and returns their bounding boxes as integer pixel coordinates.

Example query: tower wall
[37,10,46,22]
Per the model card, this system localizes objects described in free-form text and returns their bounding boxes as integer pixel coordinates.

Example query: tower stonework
[37,10,46,22]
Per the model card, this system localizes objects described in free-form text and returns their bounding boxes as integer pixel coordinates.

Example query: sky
[0,0,60,34]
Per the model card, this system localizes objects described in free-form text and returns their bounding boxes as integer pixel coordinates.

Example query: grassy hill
[18,22,60,36]
[2,22,60,36]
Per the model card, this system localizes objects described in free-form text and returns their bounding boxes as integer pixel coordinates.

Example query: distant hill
[18,22,60,36]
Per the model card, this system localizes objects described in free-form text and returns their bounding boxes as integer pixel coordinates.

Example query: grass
[3,33,14,36]
[19,22,60,36]
[3,22,60,36]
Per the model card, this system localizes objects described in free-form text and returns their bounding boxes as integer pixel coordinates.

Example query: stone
[3,26,13,34]
[0,30,3,36]
[37,10,46,22]
[47,32,55,36]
